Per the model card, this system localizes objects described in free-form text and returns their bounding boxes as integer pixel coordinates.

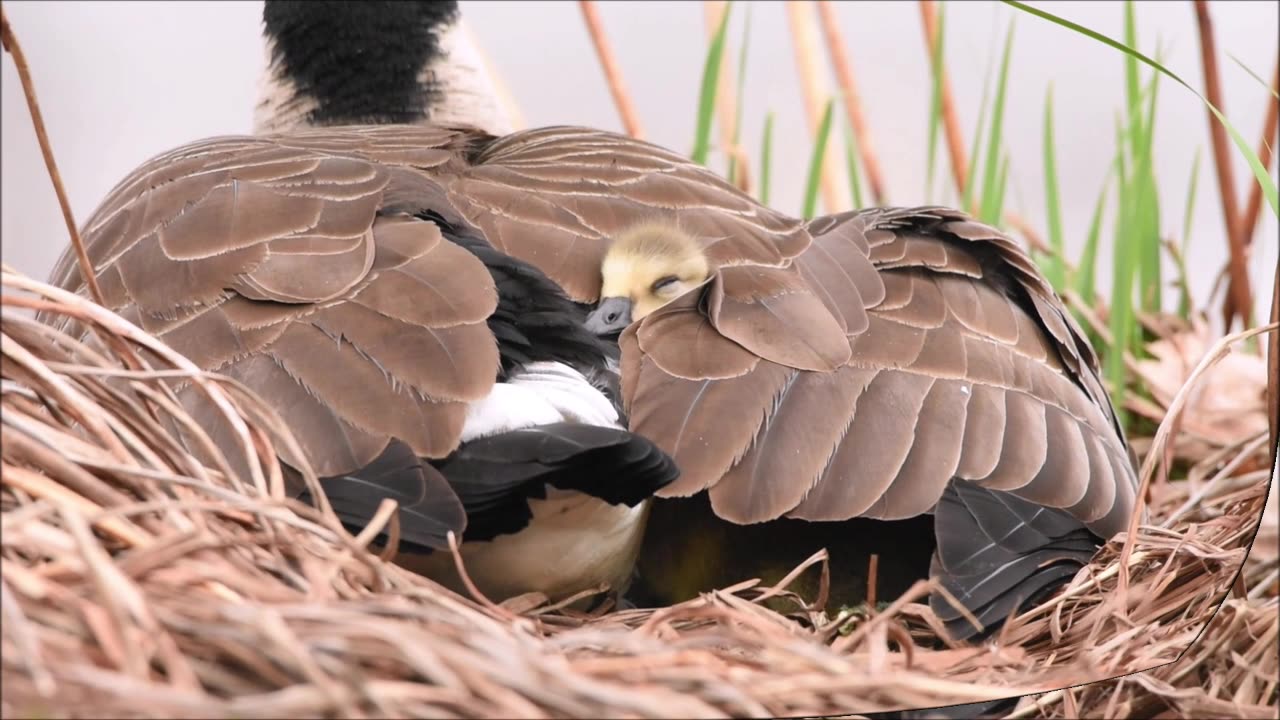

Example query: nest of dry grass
[1,265,1275,719]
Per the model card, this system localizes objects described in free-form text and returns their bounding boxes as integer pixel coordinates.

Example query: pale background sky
[2,1,1276,323]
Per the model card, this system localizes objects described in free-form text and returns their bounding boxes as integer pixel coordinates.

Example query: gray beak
[585,297,633,335]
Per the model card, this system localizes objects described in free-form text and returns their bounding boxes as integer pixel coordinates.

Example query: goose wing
[419,127,1137,542]
[41,126,501,485]
[619,206,1140,540]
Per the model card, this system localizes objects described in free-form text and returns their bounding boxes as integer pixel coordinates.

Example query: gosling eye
[651,275,680,295]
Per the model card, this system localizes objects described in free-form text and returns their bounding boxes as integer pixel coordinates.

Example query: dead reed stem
[1237,58,1278,253]
[817,0,887,205]
[786,0,847,215]
[1193,0,1253,332]
[0,5,104,308]
[578,0,645,140]
[1119,320,1278,599]
[2,261,1274,718]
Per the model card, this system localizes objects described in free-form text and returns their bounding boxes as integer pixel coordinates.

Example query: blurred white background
[2,1,1276,320]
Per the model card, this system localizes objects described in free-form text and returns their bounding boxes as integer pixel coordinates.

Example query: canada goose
[42,118,1138,633]
[580,206,1141,638]
[45,0,1137,637]
[38,125,680,605]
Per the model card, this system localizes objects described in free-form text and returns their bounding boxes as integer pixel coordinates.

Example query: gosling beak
[585,297,633,335]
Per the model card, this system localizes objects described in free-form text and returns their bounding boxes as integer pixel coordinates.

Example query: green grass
[977,18,1017,226]
[1136,53,1164,316]
[1123,2,1142,157]
[727,4,752,186]
[961,40,998,214]
[1004,0,1278,216]
[803,98,836,219]
[1075,170,1112,312]
[844,117,866,210]
[1041,84,1066,291]
[692,2,733,166]
[674,1,1273,435]
[759,111,774,205]
[1229,52,1279,101]
[1106,57,1162,420]
[925,3,948,202]
[1176,147,1203,317]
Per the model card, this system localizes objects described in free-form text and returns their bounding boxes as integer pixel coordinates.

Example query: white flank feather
[461,362,621,441]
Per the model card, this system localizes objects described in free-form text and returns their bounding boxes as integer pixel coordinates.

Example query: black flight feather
[297,438,467,552]
[298,426,678,551]
[432,422,680,542]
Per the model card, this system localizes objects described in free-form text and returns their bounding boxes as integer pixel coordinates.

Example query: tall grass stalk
[727,4,752,186]
[961,52,996,214]
[844,119,866,210]
[759,111,775,205]
[692,2,733,166]
[1004,0,1278,215]
[925,2,948,202]
[978,19,1017,225]
[1177,148,1203,317]
[803,99,836,219]
[1041,84,1066,291]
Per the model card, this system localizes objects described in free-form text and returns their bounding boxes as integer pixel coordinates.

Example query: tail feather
[931,479,1100,639]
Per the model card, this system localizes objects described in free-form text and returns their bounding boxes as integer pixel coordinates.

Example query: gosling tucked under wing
[42,118,1138,635]
[39,126,678,603]
[421,128,1142,638]
[616,207,1138,637]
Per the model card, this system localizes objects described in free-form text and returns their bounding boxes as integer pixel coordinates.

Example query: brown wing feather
[788,370,937,521]
[707,266,851,372]
[635,287,759,380]
[626,355,795,499]
[865,378,972,520]
[707,366,877,524]
[44,122,1139,547]
[622,205,1139,539]
[42,127,503,481]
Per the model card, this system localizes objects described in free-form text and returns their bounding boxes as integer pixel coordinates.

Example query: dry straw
[1,268,1275,719]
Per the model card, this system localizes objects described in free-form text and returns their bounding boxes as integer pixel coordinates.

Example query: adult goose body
[44,121,1140,637]
[44,0,1140,636]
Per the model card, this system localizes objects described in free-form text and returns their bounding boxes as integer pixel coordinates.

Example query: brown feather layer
[622,206,1139,541]
[43,126,1139,624]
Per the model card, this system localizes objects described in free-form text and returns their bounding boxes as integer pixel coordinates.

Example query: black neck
[262,1,460,126]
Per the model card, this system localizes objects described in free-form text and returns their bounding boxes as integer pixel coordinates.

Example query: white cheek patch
[251,18,514,137]
[253,39,319,134]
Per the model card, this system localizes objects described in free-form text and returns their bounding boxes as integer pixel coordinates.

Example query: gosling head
[585,223,711,336]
